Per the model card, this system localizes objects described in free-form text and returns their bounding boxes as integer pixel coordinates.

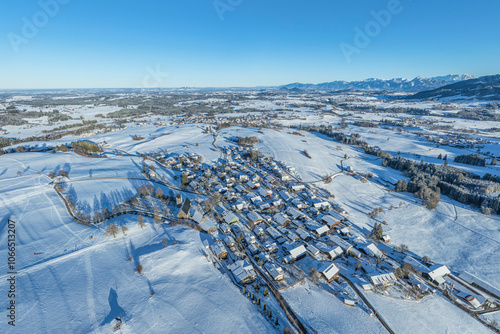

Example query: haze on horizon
[0,0,499,89]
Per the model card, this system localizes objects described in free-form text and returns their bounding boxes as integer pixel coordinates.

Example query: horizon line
[0,73,494,92]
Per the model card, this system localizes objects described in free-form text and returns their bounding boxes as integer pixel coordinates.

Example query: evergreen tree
[371,223,383,240]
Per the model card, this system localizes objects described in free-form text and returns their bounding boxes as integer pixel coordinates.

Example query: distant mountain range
[406,74,500,101]
[280,74,474,92]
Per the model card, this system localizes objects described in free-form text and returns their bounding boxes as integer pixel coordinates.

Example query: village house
[211,241,228,260]
[247,211,264,225]
[256,252,271,264]
[228,260,256,284]
[271,197,282,207]
[265,263,284,281]
[232,199,247,211]
[361,243,383,258]
[284,244,307,263]
[253,225,265,237]
[258,187,273,198]
[289,184,305,192]
[223,212,239,225]
[330,235,362,258]
[262,241,278,253]
[318,263,339,282]
[287,232,300,242]
[325,246,344,260]
[425,264,451,286]
[307,244,321,258]
[247,181,260,189]
[214,204,228,217]
[219,223,231,234]
[273,213,291,227]
[247,243,259,255]
[291,198,307,209]
[368,272,397,287]
[199,219,217,233]
[266,227,282,241]
[224,236,236,248]
[278,190,294,202]
[244,233,257,245]
[296,228,312,241]
[189,207,205,224]
[177,198,191,219]
[287,208,307,220]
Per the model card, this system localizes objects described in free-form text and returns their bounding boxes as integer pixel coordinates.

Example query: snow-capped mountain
[280,75,474,92]
[407,74,500,101]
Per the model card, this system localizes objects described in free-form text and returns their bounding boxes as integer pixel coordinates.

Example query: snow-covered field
[281,280,387,333]
[0,175,274,333]
[1,98,499,333]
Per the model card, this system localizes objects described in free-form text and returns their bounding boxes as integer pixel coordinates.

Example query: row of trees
[301,124,500,214]
[237,136,259,147]
[454,154,486,166]
[389,156,500,213]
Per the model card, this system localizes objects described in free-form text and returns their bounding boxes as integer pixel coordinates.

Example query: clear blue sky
[0,0,499,89]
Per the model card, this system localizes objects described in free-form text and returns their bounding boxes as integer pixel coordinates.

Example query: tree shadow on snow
[128,239,165,265]
[100,288,126,325]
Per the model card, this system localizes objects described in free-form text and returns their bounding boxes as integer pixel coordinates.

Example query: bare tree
[399,244,409,254]
[54,183,63,192]
[105,223,119,238]
[322,173,333,184]
[162,238,168,247]
[309,268,319,283]
[155,187,163,198]
[136,263,143,274]
[162,208,170,217]
[153,209,162,224]
[138,215,146,229]
[121,225,128,236]
[204,193,221,212]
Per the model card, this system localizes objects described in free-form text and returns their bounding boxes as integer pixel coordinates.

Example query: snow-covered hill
[407,74,500,101]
